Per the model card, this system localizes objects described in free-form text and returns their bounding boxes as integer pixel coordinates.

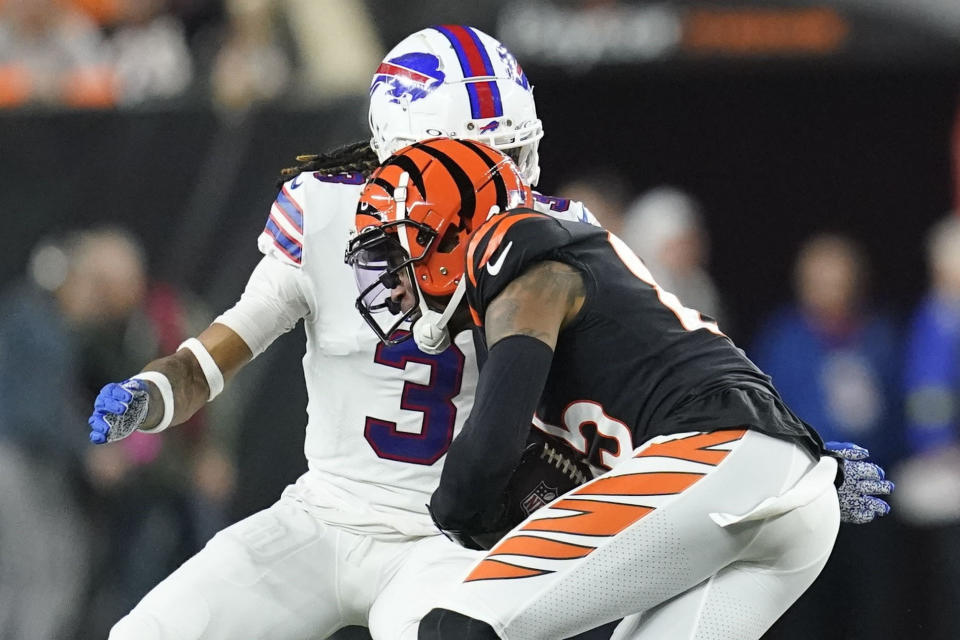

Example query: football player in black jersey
[346,138,893,640]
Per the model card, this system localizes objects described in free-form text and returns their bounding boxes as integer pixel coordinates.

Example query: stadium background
[1,0,959,638]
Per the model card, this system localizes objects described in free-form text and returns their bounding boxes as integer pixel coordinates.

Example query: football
[471,428,594,549]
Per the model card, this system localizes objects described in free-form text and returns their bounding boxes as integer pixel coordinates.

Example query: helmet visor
[346,227,420,344]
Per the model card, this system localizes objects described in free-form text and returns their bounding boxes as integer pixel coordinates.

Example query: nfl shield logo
[521,481,560,516]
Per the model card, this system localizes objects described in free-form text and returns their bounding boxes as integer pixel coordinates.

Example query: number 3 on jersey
[365,333,465,465]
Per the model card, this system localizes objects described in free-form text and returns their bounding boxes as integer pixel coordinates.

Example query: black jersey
[465,209,824,470]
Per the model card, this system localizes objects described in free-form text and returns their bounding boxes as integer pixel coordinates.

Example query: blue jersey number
[533,193,570,212]
[365,333,465,465]
[313,171,365,185]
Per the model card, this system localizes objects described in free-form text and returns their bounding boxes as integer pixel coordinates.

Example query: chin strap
[413,278,466,355]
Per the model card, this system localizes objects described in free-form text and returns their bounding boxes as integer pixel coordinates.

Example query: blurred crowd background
[1,0,960,638]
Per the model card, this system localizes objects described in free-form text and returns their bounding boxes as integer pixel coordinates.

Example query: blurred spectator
[892,214,960,639]
[953,98,959,215]
[0,229,144,639]
[0,0,116,108]
[752,233,901,466]
[67,232,238,637]
[620,185,728,327]
[210,0,384,111]
[284,0,382,102]
[0,226,236,638]
[71,0,124,25]
[753,232,902,640]
[894,214,960,516]
[209,0,291,111]
[108,0,193,105]
[557,169,630,235]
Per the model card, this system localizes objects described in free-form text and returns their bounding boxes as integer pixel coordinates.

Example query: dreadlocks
[277,140,381,188]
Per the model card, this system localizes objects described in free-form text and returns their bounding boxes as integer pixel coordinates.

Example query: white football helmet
[368,25,543,186]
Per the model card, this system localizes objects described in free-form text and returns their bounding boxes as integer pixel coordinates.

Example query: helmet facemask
[347,173,440,345]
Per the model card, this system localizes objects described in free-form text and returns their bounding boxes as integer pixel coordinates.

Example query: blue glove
[825,441,894,524]
[88,379,150,444]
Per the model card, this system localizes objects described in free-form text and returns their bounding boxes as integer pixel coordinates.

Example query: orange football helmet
[346,137,531,350]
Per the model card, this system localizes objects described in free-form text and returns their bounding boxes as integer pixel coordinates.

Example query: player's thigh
[615,487,840,640]
[438,430,836,639]
[110,497,347,640]
[368,535,482,640]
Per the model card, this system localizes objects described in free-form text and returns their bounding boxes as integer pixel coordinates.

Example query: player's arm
[88,256,309,444]
[135,323,252,430]
[429,260,585,546]
[483,259,585,348]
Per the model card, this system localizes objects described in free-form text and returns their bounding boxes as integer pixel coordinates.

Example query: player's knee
[418,608,499,639]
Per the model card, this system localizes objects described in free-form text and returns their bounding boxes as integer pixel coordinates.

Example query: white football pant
[435,429,840,640]
[109,489,480,640]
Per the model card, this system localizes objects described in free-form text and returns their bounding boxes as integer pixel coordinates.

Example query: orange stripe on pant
[573,472,705,497]
[487,535,595,561]
[521,499,653,536]
[465,501,652,582]
[635,429,747,466]
[464,430,748,582]
[465,558,553,582]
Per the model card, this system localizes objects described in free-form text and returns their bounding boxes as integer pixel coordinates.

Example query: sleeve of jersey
[430,334,555,532]
[212,256,310,358]
[465,210,573,325]
[257,183,305,267]
[531,193,601,227]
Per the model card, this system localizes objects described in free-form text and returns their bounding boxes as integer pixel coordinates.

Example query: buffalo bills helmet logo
[370,52,446,103]
[479,120,500,134]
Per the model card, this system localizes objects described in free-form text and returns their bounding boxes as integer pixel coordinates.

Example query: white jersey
[217,169,597,537]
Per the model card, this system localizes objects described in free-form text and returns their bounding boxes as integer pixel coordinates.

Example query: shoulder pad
[258,182,304,267]
[257,173,366,267]
[465,209,572,325]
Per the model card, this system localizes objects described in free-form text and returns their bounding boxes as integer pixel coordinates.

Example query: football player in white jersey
[88,26,601,640]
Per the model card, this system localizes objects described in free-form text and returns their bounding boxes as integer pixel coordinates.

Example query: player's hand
[826,441,894,524]
[426,503,489,551]
[88,379,150,444]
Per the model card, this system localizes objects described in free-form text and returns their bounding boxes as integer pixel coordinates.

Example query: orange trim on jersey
[464,558,552,582]
[465,211,543,288]
[476,212,542,271]
[572,471,705,497]
[635,429,748,466]
[520,498,653,536]
[487,534,595,561]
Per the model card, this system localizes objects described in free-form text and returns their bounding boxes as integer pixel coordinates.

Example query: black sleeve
[471,327,488,371]
[429,334,555,532]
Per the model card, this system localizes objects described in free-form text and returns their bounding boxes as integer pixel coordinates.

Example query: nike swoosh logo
[485,241,513,276]
[290,175,303,189]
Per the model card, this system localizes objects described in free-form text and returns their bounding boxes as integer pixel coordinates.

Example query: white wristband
[132,371,174,433]
[178,338,225,401]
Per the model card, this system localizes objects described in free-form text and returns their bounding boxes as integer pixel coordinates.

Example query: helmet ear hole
[436,225,460,254]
